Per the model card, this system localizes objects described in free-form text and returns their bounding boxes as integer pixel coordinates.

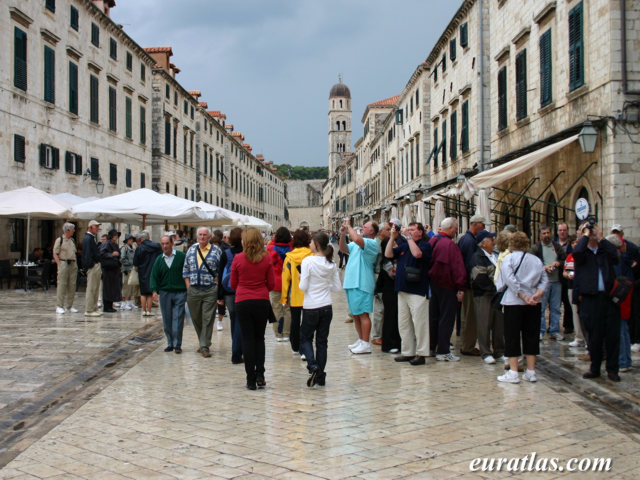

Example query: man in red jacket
[428,217,467,362]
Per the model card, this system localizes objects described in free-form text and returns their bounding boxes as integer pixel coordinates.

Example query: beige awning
[469,134,580,192]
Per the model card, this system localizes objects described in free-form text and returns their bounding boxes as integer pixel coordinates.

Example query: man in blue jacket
[573,221,620,382]
[82,220,102,316]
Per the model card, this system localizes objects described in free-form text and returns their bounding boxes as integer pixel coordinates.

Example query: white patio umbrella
[71,188,208,227]
[433,200,445,232]
[401,204,412,227]
[390,206,398,221]
[54,192,99,208]
[416,201,428,226]
[0,187,72,286]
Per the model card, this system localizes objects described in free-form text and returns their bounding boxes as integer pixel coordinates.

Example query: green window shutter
[65,151,72,172]
[516,50,527,120]
[140,64,146,82]
[433,127,438,169]
[109,163,117,185]
[140,173,145,189]
[108,87,116,131]
[52,147,60,169]
[39,144,46,167]
[539,30,552,107]
[91,23,99,47]
[75,154,82,175]
[90,75,99,123]
[568,2,584,91]
[498,67,507,130]
[164,118,171,155]
[442,53,446,72]
[14,135,26,163]
[46,0,56,13]
[461,100,469,153]
[125,97,132,139]
[14,28,28,91]
[140,106,146,144]
[109,38,117,60]
[460,23,468,47]
[126,52,132,71]
[450,110,457,160]
[69,62,78,114]
[44,46,55,104]
[90,157,99,180]
[70,5,79,30]
[450,38,456,61]
[126,169,132,188]
[441,120,447,164]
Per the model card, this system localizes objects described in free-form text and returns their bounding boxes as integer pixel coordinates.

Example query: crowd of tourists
[50,214,638,389]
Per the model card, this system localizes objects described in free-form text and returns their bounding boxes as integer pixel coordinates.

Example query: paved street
[1,286,639,479]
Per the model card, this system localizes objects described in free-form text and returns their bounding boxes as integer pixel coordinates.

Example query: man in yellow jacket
[281,229,313,357]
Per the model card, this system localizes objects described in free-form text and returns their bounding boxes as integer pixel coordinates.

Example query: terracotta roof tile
[243,143,252,152]
[198,102,208,108]
[368,94,400,107]
[225,124,234,130]
[169,63,181,73]
[144,47,173,54]
[188,90,201,98]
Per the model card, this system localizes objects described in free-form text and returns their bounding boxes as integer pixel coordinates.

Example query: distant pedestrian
[120,234,138,310]
[100,229,122,313]
[231,228,276,390]
[267,227,292,342]
[151,235,187,354]
[82,220,103,317]
[340,218,380,355]
[53,222,78,314]
[299,232,342,387]
[183,227,222,358]
[218,227,244,364]
[133,231,162,316]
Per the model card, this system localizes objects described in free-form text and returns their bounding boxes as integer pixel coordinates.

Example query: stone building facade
[287,179,323,231]
[1,0,287,259]
[326,0,640,241]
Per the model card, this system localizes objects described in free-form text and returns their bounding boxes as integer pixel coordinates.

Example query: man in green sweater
[151,235,187,354]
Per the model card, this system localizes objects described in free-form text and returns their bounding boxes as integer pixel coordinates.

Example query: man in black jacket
[82,220,103,316]
[573,221,621,381]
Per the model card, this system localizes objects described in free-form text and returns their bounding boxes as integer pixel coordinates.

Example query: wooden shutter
[441,120,447,164]
[39,144,46,167]
[461,100,469,153]
[460,23,468,47]
[140,106,146,144]
[568,2,584,91]
[52,147,60,169]
[76,155,82,175]
[108,87,116,131]
[44,46,55,103]
[539,30,552,107]
[65,151,72,172]
[450,38,456,61]
[498,67,507,130]
[450,111,457,160]
[69,62,78,114]
[90,75,99,123]
[125,97,132,138]
[14,135,26,163]
[516,50,527,120]
[90,157,99,180]
[433,127,438,168]
[14,28,27,91]
[70,6,79,30]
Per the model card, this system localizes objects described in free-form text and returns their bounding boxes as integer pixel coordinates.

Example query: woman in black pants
[230,228,275,390]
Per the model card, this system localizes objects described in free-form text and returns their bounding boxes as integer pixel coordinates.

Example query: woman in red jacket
[231,228,275,390]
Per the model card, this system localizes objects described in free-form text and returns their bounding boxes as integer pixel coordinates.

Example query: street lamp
[578,120,598,153]
[96,176,105,194]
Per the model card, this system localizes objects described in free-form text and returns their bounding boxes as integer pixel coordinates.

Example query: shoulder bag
[491,252,526,312]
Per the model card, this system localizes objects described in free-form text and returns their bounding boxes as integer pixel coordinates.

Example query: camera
[585,216,596,230]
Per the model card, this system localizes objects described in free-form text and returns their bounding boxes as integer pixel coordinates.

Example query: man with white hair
[182,226,222,358]
[53,222,78,314]
[429,218,467,361]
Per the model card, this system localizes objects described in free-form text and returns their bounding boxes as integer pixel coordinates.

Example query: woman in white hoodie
[299,232,343,387]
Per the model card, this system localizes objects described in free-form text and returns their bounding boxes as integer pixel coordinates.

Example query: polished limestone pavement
[0,287,639,479]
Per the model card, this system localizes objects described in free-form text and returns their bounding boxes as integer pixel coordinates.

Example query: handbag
[491,252,527,312]
[610,276,633,304]
[127,267,139,286]
[405,265,422,283]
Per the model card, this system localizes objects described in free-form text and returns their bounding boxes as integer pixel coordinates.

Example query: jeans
[225,294,243,362]
[159,290,187,348]
[540,281,562,335]
[619,320,631,369]
[299,305,333,383]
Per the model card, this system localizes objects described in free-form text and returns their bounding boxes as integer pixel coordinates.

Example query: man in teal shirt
[340,218,380,354]
[151,235,187,354]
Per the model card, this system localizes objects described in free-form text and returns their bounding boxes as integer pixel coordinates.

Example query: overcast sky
[112,1,461,167]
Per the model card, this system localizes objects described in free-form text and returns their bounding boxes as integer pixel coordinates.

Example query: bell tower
[328,75,352,174]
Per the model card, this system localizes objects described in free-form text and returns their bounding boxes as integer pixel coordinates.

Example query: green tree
[274,164,328,180]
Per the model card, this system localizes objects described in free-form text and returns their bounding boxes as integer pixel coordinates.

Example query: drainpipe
[478,0,488,171]
[621,0,640,95]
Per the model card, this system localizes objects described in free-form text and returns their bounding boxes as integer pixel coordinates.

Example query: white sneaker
[97,302,103,308]
[522,370,538,382]
[130,303,139,310]
[498,370,520,383]
[348,339,362,350]
[436,353,460,362]
[216,320,223,331]
[553,333,564,341]
[483,355,496,364]
[495,356,506,364]
[69,307,79,313]
[631,343,640,353]
[568,339,585,347]
[300,354,306,361]
[389,348,399,354]
[281,336,289,342]
[56,307,66,314]
[351,341,371,354]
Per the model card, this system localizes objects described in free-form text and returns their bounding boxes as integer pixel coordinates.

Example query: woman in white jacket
[299,232,343,387]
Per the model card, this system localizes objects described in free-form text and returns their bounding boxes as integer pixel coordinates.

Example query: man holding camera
[573,220,621,382]
[340,218,380,355]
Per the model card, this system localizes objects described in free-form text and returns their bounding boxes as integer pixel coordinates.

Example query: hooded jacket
[299,255,342,309]
[281,247,313,307]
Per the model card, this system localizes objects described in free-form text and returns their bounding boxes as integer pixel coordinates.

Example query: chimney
[92,0,116,17]
[144,47,173,73]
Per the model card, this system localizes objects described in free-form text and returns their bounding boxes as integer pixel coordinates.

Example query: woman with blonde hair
[230,228,275,390]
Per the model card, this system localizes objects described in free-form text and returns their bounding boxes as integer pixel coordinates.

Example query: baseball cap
[88,220,101,227]
[389,218,402,228]
[476,230,496,245]
[610,224,623,233]
[470,214,486,224]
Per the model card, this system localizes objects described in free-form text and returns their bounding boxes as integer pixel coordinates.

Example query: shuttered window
[46,0,56,13]
[441,53,446,72]
[108,87,116,131]
[126,169,132,188]
[140,106,146,144]
[90,75,99,123]
[44,46,55,104]
[109,163,117,185]
[65,151,82,174]
[461,100,469,153]
[14,27,27,91]
[140,173,145,188]
[125,96,132,139]
[450,38,456,61]
[433,127,438,169]
[515,49,527,120]
[539,29,552,107]
[39,144,60,169]
[69,61,78,114]
[568,2,584,91]
[90,157,99,180]
[450,110,457,160]
[91,23,99,47]
[460,23,468,47]
[126,52,132,71]
[70,5,79,30]
[109,38,117,60]
[14,135,26,163]
[441,119,447,164]
[164,118,171,155]
[498,67,507,131]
